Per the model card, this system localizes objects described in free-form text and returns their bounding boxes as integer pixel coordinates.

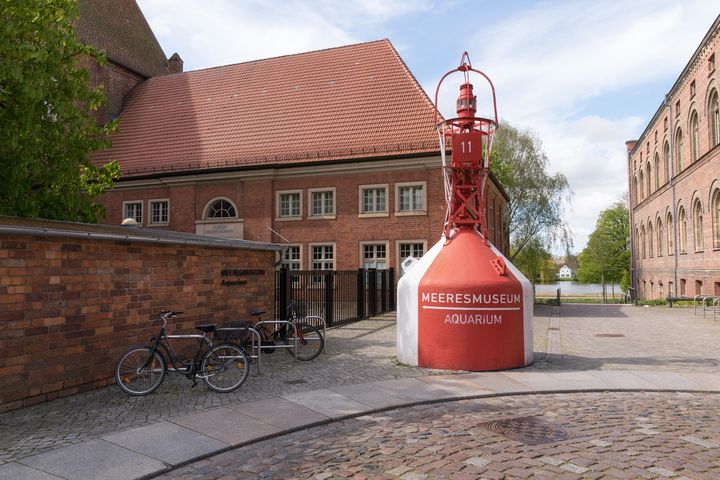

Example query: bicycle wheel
[201,344,249,393]
[115,346,166,396]
[285,323,324,361]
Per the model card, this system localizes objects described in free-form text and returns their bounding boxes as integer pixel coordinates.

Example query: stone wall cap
[0,216,283,251]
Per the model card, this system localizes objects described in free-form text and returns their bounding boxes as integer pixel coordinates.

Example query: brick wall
[99,160,509,272]
[628,23,720,299]
[80,56,145,124]
[0,234,275,411]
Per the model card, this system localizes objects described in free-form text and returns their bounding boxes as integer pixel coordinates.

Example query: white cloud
[431,0,718,252]
[137,0,432,69]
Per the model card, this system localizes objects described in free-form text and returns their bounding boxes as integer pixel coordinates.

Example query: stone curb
[5,369,720,480]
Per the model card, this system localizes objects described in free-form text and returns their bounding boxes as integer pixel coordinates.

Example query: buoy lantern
[397,52,533,371]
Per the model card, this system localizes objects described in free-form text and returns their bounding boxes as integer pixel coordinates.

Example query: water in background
[535,281,622,297]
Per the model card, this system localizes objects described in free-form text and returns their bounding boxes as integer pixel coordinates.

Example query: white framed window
[123,201,143,224]
[280,245,302,271]
[204,198,237,219]
[359,184,388,217]
[395,181,426,215]
[360,242,388,269]
[276,190,302,220]
[148,199,169,225]
[308,188,335,218]
[310,243,335,271]
[397,240,427,273]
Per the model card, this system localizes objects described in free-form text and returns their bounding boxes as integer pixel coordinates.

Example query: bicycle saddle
[194,324,216,333]
[249,309,265,317]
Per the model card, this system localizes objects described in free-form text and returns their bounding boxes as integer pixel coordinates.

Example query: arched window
[639,169,645,200]
[666,211,674,255]
[205,199,237,219]
[693,198,704,251]
[690,110,700,162]
[712,188,720,248]
[648,222,654,258]
[633,176,639,205]
[635,227,639,256]
[662,141,670,181]
[654,153,661,189]
[709,88,719,148]
[675,128,684,172]
[641,225,646,258]
[678,206,687,253]
[657,217,663,257]
[646,161,652,195]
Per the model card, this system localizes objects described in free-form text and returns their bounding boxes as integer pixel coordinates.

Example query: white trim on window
[395,181,427,216]
[308,187,336,219]
[358,184,389,218]
[279,244,303,271]
[122,200,143,225]
[148,198,170,226]
[359,240,390,269]
[395,239,428,272]
[308,242,336,271]
[276,189,303,221]
[202,196,238,220]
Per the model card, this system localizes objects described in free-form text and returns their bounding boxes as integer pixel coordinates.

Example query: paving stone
[373,378,455,402]
[587,370,661,389]
[629,371,705,390]
[226,397,330,429]
[19,440,166,480]
[0,463,63,480]
[102,421,228,466]
[158,392,720,479]
[170,407,280,446]
[282,389,370,418]
[416,374,495,397]
[330,382,412,409]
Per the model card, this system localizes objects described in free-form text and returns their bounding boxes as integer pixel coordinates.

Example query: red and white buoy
[397,53,533,371]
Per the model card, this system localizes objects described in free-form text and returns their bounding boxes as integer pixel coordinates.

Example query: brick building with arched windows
[627,15,720,300]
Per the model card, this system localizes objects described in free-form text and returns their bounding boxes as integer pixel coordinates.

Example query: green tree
[577,201,630,296]
[512,237,555,284]
[0,0,119,222]
[491,122,572,261]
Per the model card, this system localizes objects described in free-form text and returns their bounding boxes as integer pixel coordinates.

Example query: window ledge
[308,215,336,220]
[358,212,389,218]
[275,216,302,222]
[146,223,169,227]
[395,210,427,217]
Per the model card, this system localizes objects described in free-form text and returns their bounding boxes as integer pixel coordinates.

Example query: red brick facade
[628,16,720,299]
[100,157,509,273]
[0,221,277,411]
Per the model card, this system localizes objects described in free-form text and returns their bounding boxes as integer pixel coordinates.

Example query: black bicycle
[245,301,324,361]
[114,310,250,395]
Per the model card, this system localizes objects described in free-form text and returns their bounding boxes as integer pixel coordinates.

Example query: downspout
[666,94,679,296]
[627,142,637,302]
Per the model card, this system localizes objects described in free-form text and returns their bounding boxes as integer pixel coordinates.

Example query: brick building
[75,0,178,123]
[627,15,720,300]
[85,2,509,274]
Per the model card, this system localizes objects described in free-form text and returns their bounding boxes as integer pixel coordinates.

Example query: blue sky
[136,0,718,253]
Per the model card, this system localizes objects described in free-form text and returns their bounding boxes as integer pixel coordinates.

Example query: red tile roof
[76,0,168,78]
[92,39,441,177]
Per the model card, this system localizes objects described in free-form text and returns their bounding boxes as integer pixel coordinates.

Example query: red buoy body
[396,52,533,371]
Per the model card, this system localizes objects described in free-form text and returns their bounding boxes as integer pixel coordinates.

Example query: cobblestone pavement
[159,391,720,480]
[1,304,718,466]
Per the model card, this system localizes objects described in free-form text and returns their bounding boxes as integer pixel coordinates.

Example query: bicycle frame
[143,315,213,377]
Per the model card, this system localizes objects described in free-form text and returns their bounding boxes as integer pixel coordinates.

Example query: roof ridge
[165,38,391,78]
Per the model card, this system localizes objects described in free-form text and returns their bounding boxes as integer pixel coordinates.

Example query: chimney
[625,140,637,155]
[168,53,184,74]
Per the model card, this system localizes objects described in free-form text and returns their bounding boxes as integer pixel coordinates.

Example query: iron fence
[275,268,395,327]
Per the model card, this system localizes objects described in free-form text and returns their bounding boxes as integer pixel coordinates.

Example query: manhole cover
[594,333,625,338]
[284,379,307,385]
[478,416,586,445]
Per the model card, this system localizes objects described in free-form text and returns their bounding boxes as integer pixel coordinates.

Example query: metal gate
[275,267,395,327]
